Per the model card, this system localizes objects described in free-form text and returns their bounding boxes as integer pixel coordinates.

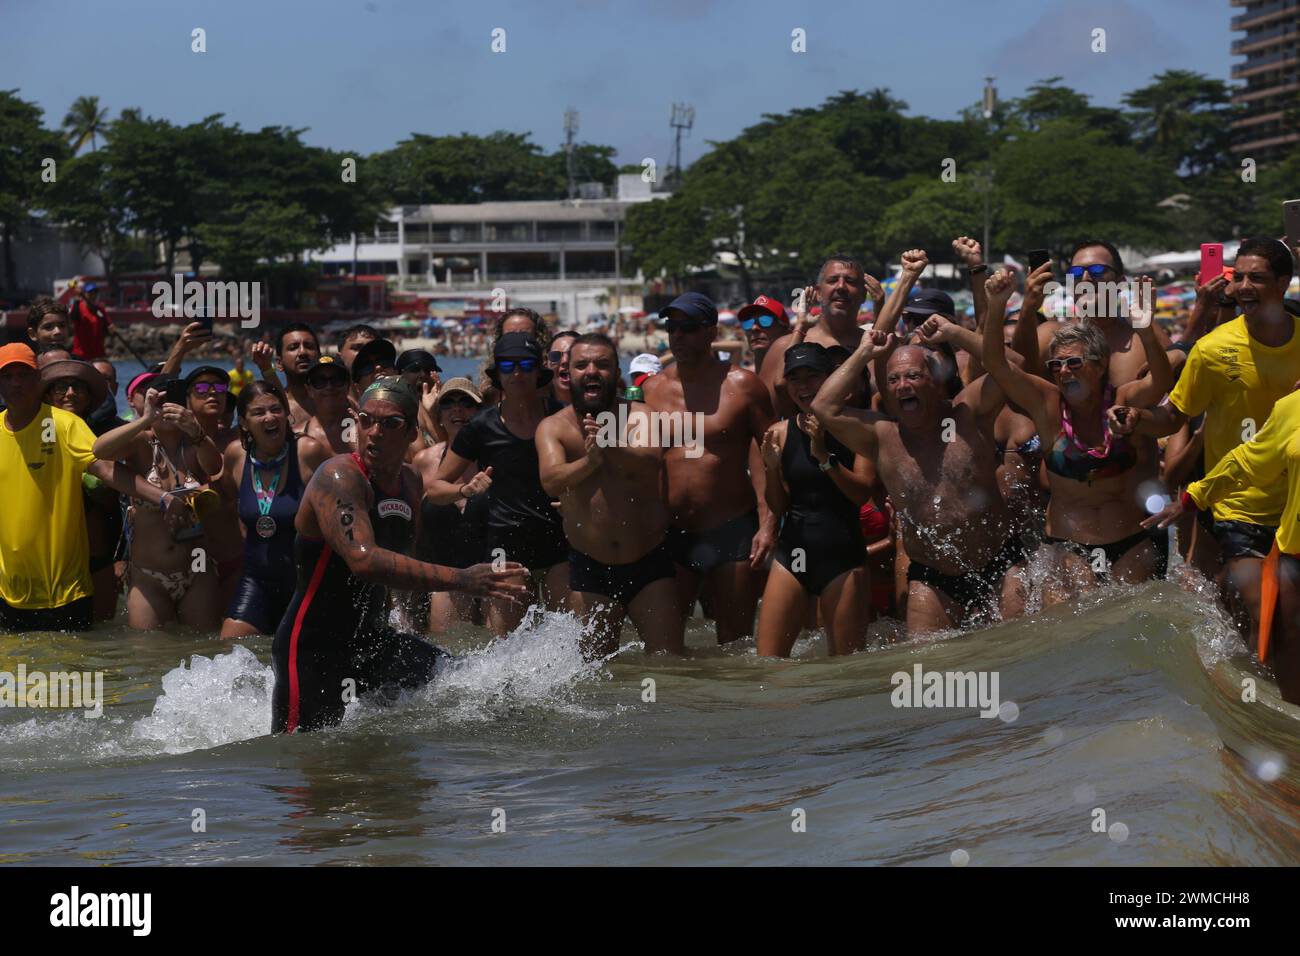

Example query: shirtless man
[641,292,776,645]
[537,334,684,658]
[762,255,883,417]
[252,323,320,432]
[302,356,356,455]
[812,331,1025,634]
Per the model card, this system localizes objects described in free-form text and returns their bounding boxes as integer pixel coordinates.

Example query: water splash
[131,644,273,753]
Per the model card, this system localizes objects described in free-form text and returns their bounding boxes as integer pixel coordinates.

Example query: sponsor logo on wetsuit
[49,886,151,936]
[377,498,413,521]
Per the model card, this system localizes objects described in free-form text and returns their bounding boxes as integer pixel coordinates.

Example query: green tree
[0,90,67,293]
[62,95,110,154]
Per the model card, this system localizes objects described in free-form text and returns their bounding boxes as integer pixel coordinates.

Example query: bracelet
[968,264,988,275]
[458,483,470,499]
[1180,490,1197,512]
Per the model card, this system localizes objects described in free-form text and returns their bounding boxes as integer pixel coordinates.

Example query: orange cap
[0,342,37,371]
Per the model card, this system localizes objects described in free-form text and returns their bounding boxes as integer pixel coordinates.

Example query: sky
[5,0,1236,170]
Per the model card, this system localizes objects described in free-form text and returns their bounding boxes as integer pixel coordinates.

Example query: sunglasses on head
[191,382,229,395]
[663,318,709,334]
[1066,264,1115,279]
[1045,356,1087,373]
[741,314,779,331]
[356,411,408,432]
[496,358,538,375]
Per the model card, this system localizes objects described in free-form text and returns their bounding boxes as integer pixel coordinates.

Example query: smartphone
[1028,249,1051,272]
[1200,243,1224,284]
[1285,199,1300,251]
[162,378,189,407]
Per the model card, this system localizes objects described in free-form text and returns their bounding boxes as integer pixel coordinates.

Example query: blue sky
[5,0,1234,169]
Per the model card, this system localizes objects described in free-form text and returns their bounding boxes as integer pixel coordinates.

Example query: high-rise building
[1230,0,1300,160]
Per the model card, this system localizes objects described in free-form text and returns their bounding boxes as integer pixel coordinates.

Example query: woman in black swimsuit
[982,270,1173,601]
[413,377,488,632]
[756,344,874,657]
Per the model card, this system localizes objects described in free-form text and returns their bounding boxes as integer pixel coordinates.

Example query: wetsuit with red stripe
[271,455,446,733]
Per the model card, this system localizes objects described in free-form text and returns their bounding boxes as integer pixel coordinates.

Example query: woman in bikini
[92,379,225,629]
[981,270,1172,603]
[412,377,488,633]
[217,382,329,638]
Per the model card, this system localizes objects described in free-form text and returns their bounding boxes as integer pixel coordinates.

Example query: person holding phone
[982,269,1173,598]
[92,377,225,629]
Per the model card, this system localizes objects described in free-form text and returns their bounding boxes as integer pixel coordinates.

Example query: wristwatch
[968,263,988,275]
[817,459,833,473]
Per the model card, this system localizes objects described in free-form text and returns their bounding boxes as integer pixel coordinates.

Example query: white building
[307,174,665,326]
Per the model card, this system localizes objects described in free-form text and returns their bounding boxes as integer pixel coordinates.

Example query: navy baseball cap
[659,292,718,325]
[352,338,398,382]
[903,288,955,319]
[395,348,441,374]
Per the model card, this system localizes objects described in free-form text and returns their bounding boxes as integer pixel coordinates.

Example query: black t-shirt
[451,404,565,535]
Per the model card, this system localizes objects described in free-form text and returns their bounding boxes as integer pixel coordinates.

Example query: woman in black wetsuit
[218,382,329,638]
[756,343,875,657]
[426,334,570,636]
[413,377,488,632]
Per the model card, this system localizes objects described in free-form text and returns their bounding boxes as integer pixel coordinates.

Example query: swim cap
[360,375,419,421]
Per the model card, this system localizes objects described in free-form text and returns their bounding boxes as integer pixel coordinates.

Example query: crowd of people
[2,232,1299,732]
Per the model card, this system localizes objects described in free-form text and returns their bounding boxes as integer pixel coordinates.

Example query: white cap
[629,353,662,377]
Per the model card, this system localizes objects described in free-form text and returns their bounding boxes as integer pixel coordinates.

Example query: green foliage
[0,90,68,291]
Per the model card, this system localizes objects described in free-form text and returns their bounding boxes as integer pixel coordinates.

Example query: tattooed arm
[306,457,530,601]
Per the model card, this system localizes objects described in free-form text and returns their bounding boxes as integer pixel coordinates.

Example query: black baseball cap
[658,292,718,325]
[183,365,229,389]
[903,288,956,319]
[489,332,553,386]
[784,342,832,376]
[396,348,441,374]
[351,338,398,382]
[305,354,348,383]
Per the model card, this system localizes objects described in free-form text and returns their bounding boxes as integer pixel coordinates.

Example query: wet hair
[494,307,550,349]
[340,323,380,347]
[817,253,865,286]
[1236,237,1295,280]
[27,296,68,330]
[277,322,320,356]
[570,332,618,362]
[1069,239,1125,276]
[1049,322,1110,366]
[236,380,291,451]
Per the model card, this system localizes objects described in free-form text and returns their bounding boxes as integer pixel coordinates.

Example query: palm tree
[62,96,109,153]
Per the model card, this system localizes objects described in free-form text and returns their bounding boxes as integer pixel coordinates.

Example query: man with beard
[536,334,683,658]
[251,323,320,432]
[738,294,791,379]
[642,292,777,646]
[762,255,882,417]
[812,331,1025,634]
[1117,237,1300,651]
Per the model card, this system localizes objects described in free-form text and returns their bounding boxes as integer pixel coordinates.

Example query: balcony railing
[1232,47,1299,76]
[1233,19,1298,52]
[1232,0,1299,29]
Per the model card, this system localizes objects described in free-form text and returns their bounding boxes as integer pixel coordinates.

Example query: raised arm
[1011,261,1054,374]
[811,330,890,459]
[160,322,212,376]
[426,446,490,506]
[872,249,927,334]
[980,270,1058,436]
[1116,278,1174,408]
[93,387,160,460]
[311,463,529,600]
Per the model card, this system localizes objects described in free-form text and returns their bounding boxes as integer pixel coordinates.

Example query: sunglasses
[741,315,780,331]
[663,318,710,334]
[48,379,88,394]
[1066,264,1115,279]
[309,374,349,390]
[496,358,538,374]
[438,395,478,409]
[547,351,566,364]
[356,411,409,432]
[191,382,229,395]
[1045,356,1087,373]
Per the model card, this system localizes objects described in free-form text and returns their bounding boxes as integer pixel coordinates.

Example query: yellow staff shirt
[1169,314,1300,525]
[0,404,97,609]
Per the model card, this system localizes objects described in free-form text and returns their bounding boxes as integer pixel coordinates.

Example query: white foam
[131,644,273,753]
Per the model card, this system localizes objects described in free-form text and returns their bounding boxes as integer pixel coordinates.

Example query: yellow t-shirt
[1169,314,1300,524]
[0,404,97,609]
[228,367,254,396]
